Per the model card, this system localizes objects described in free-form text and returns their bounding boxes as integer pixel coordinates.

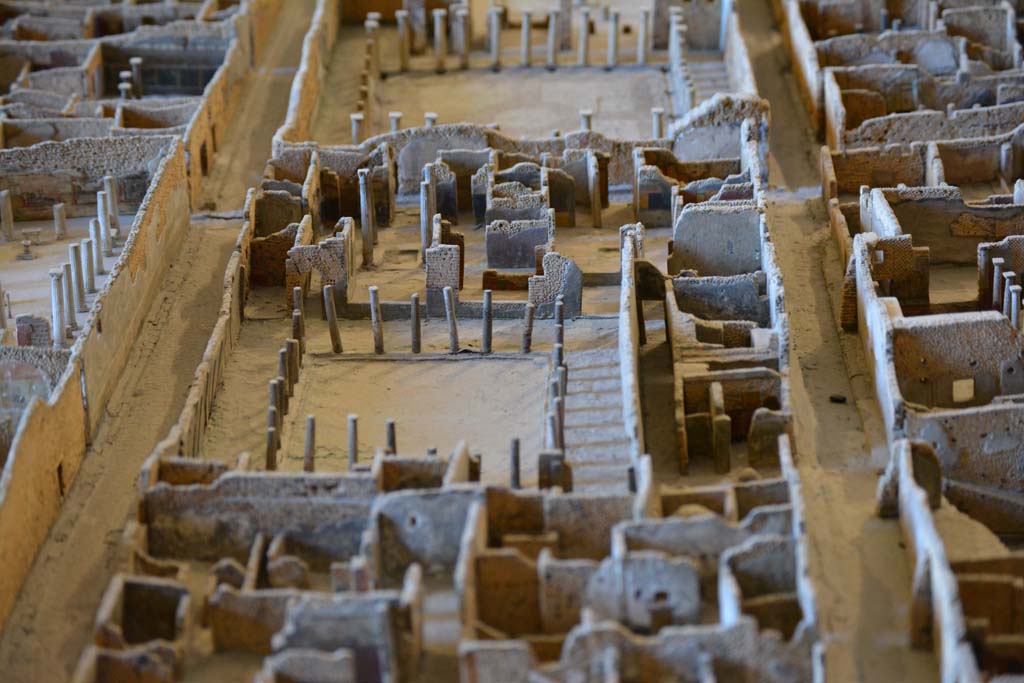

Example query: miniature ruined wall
[0,357,86,633]
[619,229,645,468]
[76,140,192,437]
[886,438,981,683]
[0,135,175,220]
[0,118,115,148]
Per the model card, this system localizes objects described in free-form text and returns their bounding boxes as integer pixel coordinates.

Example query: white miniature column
[577,6,590,66]
[425,112,438,127]
[351,112,364,144]
[97,190,114,256]
[89,218,106,275]
[130,56,143,96]
[62,262,77,332]
[0,189,13,241]
[389,111,403,132]
[520,9,532,67]
[489,7,502,70]
[1012,285,1022,329]
[607,11,619,68]
[638,9,649,65]
[651,107,665,138]
[419,180,431,261]
[396,9,411,72]
[103,175,121,234]
[433,9,448,73]
[69,243,87,313]
[457,7,470,70]
[118,81,132,100]
[993,257,1005,309]
[1004,272,1018,318]
[579,109,593,131]
[358,169,374,266]
[82,238,96,294]
[546,9,560,70]
[49,269,65,348]
[53,202,67,240]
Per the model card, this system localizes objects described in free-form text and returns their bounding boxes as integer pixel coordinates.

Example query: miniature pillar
[554,295,564,325]
[577,7,590,66]
[521,301,535,353]
[419,181,431,261]
[489,7,502,70]
[276,375,289,416]
[118,82,132,100]
[637,9,649,65]
[579,109,593,131]
[348,414,358,469]
[606,11,619,68]
[359,169,374,266]
[97,191,114,257]
[411,292,421,353]
[292,309,306,355]
[369,285,384,354]
[389,111,403,132]
[49,269,65,348]
[286,337,300,379]
[269,380,280,423]
[425,112,438,127]
[457,8,470,69]
[443,286,459,353]
[510,438,521,488]
[82,239,96,294]
[1012,285,1023,329]
[482,289,493,353]
[1004,272,1019,318]
[89,219,106,275]
[546,412,559,450]
[62,262,77,332]
[433,9,448,73]
[0,190,13,241]
[53,203,67,240]
[396,10,411,71]
[386,419,397,454]
[554,396,564,446]
[351,113,364,144]
[129,57,143,97]
[651,107,664,138]
[280,348,292,397]
[558,364,568,399]
[265,426,278,471]
[993,258,1005,309]
[323,285,343,353]
[69,243,87,313]
[103,176,120,235]
[553,342,563,369]
[303,415,316,472]
[546,9,560,70]
[521,9,532,66]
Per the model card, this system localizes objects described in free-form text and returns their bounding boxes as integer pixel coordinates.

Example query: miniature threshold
[1,0,1023,681]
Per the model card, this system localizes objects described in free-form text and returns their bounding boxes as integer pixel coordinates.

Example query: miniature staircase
[688,60,732,105]
[561,348,634,494]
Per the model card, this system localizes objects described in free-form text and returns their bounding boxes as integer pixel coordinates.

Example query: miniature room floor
[311,24,725,143]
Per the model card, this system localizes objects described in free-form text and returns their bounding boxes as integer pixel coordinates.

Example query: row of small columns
[991,258,1024,328]
[45,183,121,348]
[350,110,439,145]
[320,285,537,356]
[484,7,650,71]
[387,7,656,74]
[545,297,567,451]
